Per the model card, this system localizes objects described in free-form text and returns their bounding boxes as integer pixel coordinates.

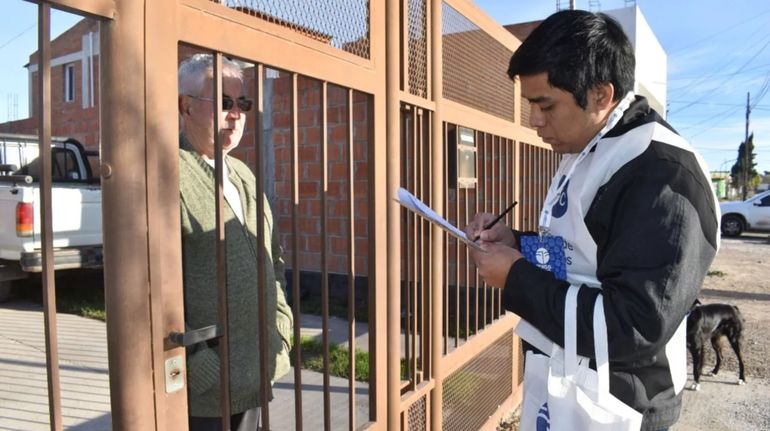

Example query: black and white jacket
[506,96,719,431]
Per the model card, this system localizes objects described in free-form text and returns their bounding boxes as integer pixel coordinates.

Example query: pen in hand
[473,201,518,242]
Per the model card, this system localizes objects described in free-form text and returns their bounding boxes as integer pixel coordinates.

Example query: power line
[669,35,770,116]
[681,105,744,139]
[668,24,770,103]
[668,7,770,54]
[0,23,35,52]
[668,100,770,108]
[750,72,770,109]
[668,62,770,81]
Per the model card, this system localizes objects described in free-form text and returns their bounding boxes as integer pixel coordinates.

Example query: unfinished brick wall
[266,75,371,277]
[0,18,101,151]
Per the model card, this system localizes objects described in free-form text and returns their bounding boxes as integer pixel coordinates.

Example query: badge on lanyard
[520,234,567,280]
[527,92,635,282]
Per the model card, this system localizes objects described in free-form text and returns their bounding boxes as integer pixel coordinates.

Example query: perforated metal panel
[442,2,515,121]
[216,0,371,58]
[407,395,427,431]
[442,333,513,431]
[407,0,429,98]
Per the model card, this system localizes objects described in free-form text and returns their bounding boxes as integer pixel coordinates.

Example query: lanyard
[539,92,635,234]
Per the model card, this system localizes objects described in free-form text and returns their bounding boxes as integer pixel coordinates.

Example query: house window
[64,63,75,102]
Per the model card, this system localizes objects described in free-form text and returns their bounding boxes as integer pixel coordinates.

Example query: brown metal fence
[6,0,560,430]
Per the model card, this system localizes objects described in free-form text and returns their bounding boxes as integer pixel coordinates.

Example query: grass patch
[707,270,726,277]
[293,336,412,381]
[16,271,106,321]
[293,336,370,381]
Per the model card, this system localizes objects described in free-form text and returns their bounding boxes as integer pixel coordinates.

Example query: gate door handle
[168,324,221,347]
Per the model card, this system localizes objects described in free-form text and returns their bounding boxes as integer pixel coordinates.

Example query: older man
[178,53,293,431]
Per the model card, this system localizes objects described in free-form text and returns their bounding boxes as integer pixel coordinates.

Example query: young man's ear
[593,83,616,110]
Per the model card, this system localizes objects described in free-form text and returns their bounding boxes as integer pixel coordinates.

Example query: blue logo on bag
[537,402,550,430]
[520,236,567,280]
[552,178,569,218]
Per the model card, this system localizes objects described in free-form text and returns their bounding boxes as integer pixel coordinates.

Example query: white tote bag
[519,285,642,431]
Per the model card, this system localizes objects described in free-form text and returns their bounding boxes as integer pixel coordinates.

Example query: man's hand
[465,213,521,288]
[469,242,522,289]
[464,213,517,248]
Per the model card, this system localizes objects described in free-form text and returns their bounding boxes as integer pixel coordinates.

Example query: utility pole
[743,92,751,200]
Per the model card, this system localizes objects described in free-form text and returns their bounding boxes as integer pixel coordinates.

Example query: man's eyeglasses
[187,95,253,112]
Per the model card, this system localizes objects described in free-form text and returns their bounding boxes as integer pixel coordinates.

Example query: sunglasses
[187,95,253,112]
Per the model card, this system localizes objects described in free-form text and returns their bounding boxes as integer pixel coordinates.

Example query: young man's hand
[464,212,517,247]
[465,213,521,289]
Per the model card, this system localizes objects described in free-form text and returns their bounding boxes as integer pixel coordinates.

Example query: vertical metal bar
[321,81,332,431]
[419,109,428,382]
[430,0,444,426]
[411,106,418,386]
[482,133,488,326]
[37,6,62,430]
[254,63,271,431]
[497,136,503,317]
[506,139,511,226]
[422,110,432,380]
[473,132,479,334]
[290,72,304,431]
[403,109,413,383]
[346,88,357,431]
[453,126,459,348]
[386,0,404,426]
[508,139,514,227]
[212,53,231,430]
[443,121,449,355]
[490,135,500,319]
[463,183,469,341]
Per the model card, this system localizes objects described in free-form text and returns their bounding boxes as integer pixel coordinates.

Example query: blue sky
[1,1,768,174]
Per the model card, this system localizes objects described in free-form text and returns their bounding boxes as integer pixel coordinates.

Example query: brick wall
[266,75,371,277]
[0,18,101,151]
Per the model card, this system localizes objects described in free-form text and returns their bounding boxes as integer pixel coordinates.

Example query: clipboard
[395,187,483,251]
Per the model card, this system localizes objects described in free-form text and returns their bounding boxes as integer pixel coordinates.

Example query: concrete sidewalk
[0,302,111,431]
[0,301,370,430]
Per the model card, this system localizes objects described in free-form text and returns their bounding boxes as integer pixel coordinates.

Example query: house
[0,18,100,150]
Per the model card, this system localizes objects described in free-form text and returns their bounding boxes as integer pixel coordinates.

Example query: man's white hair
[178,53,243,96]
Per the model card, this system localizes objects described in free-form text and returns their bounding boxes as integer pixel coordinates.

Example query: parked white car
[0,133,102,301]
[719,190,770,237]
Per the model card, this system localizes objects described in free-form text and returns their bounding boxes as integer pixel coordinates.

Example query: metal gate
[8,0,560,430]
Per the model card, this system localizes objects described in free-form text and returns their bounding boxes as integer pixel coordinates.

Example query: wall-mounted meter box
[448,126,477,189]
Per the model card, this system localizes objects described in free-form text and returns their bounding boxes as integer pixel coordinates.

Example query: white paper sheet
[396,187,483,250]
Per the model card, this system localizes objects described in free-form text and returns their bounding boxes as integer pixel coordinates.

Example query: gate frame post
[102,1,188,429]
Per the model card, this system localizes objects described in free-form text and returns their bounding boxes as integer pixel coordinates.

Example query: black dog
[686,300,746,391]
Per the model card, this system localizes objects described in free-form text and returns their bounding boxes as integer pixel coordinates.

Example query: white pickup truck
[719,189,770,237]
[0,133,102,301]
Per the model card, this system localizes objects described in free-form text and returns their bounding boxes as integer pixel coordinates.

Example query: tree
[730,133,759,199]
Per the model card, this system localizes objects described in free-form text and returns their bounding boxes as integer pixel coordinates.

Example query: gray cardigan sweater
[179,141,293,417]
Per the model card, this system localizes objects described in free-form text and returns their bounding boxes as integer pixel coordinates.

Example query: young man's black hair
[508,10,635,109]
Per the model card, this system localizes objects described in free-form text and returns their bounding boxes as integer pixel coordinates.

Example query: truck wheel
[721,215,744,237]
[0,281,12,303]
